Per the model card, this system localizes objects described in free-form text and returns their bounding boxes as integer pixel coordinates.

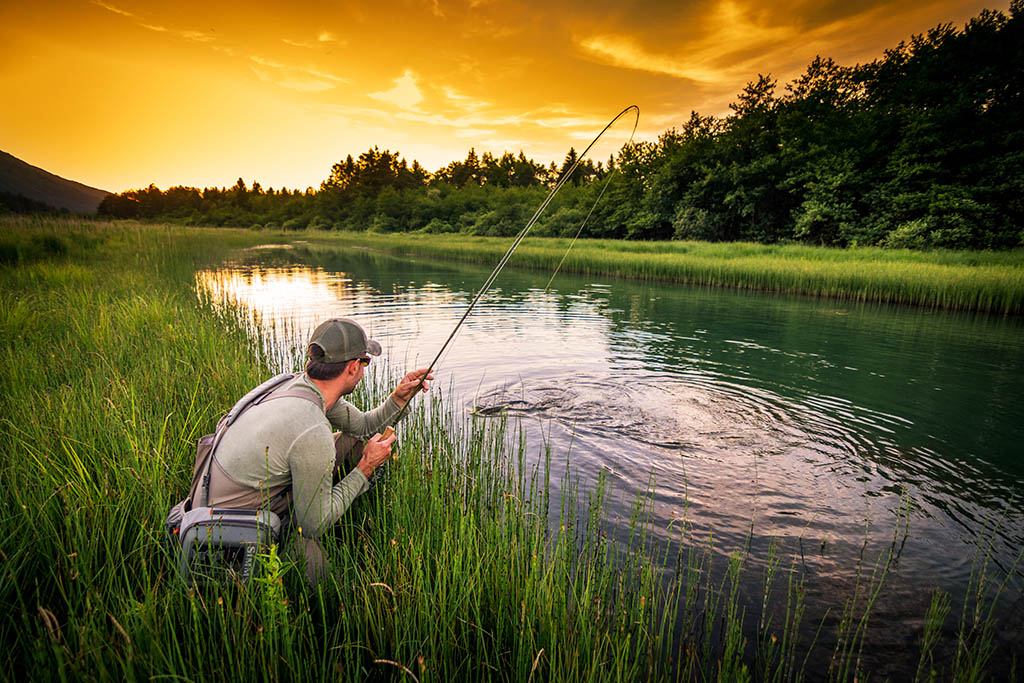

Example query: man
[207,317,432,582]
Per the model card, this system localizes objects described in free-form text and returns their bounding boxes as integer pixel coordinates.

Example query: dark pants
[332,433,364,483]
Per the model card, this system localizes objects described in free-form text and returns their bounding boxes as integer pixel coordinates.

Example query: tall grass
[304,231,1024,315]
[0,217,1017,680]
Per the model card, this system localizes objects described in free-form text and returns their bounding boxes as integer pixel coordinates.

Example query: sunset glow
[1,0,999,193]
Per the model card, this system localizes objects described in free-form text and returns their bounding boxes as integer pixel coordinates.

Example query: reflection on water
[198,245,1024,672]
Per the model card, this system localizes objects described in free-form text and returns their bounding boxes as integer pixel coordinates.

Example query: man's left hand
[392,369,434,406]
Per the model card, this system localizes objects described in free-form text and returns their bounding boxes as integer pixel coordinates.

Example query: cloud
[93,2,215,44]
[579,35,725,84]
[304,67,347,84]
[177,29,215,43]
[528,108,609,130]
[91,1,134,18]
[284,32,346,49]
[442,86,490,112]
[251,68,334,92]
[578,0,800,84]
[368,70,424,110]
[381,104,608,138]
[250,56,287,69]
[575,0,928,98]
[250,56,347,92]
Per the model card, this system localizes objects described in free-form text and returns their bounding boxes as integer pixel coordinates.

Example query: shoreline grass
[1,216,1019,680]
[294,230,1024,315]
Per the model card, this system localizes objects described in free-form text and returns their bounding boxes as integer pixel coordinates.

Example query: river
[198,242,1024,677]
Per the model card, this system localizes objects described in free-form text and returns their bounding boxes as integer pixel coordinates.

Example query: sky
[0,0,1003,193]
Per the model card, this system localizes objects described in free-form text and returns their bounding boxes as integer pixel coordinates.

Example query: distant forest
[99,4,1023,249]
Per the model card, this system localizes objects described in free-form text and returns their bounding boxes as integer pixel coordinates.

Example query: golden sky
[0,0,1001,193]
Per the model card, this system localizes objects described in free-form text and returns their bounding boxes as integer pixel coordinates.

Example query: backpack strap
[259,387,325,411]
[189,376,324,509]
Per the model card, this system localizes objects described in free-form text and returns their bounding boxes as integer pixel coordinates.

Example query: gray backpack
[164,373,321,585]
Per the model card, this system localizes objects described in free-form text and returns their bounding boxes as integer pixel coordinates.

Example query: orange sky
[0,0,1002,193]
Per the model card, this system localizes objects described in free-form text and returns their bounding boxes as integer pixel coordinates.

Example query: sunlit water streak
[197,246,1024,675]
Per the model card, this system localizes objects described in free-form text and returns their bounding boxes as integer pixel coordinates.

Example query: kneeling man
[207,317,432,582]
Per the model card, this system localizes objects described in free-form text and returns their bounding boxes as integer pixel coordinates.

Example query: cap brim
[366,339,382,356]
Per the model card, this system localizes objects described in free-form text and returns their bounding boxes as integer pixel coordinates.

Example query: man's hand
[391,368,434,407]
[356,431,397,478]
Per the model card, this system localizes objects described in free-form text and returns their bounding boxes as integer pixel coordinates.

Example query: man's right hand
[356,431,397,478]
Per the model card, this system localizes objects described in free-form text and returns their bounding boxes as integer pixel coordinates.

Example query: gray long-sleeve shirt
[210,373,403,537]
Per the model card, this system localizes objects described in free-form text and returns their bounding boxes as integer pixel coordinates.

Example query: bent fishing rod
[382,105,640,435]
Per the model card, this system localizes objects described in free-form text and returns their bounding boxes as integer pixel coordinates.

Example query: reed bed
[0,217,1017,681]
[310,232,1024,315]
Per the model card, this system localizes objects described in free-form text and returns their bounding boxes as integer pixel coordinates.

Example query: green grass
[0,216,1018,681]
[299,231,1024,315]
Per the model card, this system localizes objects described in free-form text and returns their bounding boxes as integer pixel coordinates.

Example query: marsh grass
[0,217,1018,680]
[306,231,1024,315]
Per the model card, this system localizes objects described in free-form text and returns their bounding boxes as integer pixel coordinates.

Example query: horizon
[1,0,1002,194]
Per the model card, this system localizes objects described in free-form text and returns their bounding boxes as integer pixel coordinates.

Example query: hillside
[0,150,110,214]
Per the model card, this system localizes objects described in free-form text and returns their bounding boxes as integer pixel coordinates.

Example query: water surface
[199,243,1024,675]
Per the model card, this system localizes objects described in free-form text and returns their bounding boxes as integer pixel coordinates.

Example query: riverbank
[303,231,1024,315]
[1,217,1017,680]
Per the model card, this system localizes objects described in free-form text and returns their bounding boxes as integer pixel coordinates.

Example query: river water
[198,242,1024,676]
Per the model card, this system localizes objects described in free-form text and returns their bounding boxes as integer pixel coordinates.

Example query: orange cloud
[369,70,425,110]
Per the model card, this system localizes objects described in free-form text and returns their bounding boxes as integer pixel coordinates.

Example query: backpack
[164,373,322,584]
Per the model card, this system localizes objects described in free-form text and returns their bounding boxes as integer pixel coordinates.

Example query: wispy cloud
[304,67,346,84]
[92,1,215,44]
[579,35,725,84]
[284,32,346,49]
[368,70,424,109]
[91,0,134,18]
[442,86,490,112]
[138,23,215,43]
[211,45,238,57]
[322,98,611,152]
[577,0,910,93]
[250,56,288,69]
[249,55,347,92]
[179,29,215,43]
[251,68,335,92]
[578,0,801,84]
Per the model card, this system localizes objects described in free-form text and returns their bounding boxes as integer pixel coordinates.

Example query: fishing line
[544,165,614,292]
[392,104,640,420]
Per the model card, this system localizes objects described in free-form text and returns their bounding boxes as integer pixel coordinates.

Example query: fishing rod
[384,105,640,434]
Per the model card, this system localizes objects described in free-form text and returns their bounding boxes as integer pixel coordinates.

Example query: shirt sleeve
[325,395,405,439]
[287,423,370,537]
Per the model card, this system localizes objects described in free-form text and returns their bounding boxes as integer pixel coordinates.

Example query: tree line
[99,3,1023,249]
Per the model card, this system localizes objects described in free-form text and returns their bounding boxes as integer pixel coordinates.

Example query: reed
[0,217,1017,680]
[305,231,1024,315]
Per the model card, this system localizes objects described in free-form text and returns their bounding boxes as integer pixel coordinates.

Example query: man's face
[341,357,369,395]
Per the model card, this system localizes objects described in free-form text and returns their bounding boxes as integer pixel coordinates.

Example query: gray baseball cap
[307,318,382,363]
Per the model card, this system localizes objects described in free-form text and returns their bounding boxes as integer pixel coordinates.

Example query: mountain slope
[0,151,111,214]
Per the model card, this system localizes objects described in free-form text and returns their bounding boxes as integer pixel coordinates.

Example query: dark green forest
[98,4,1023,250]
